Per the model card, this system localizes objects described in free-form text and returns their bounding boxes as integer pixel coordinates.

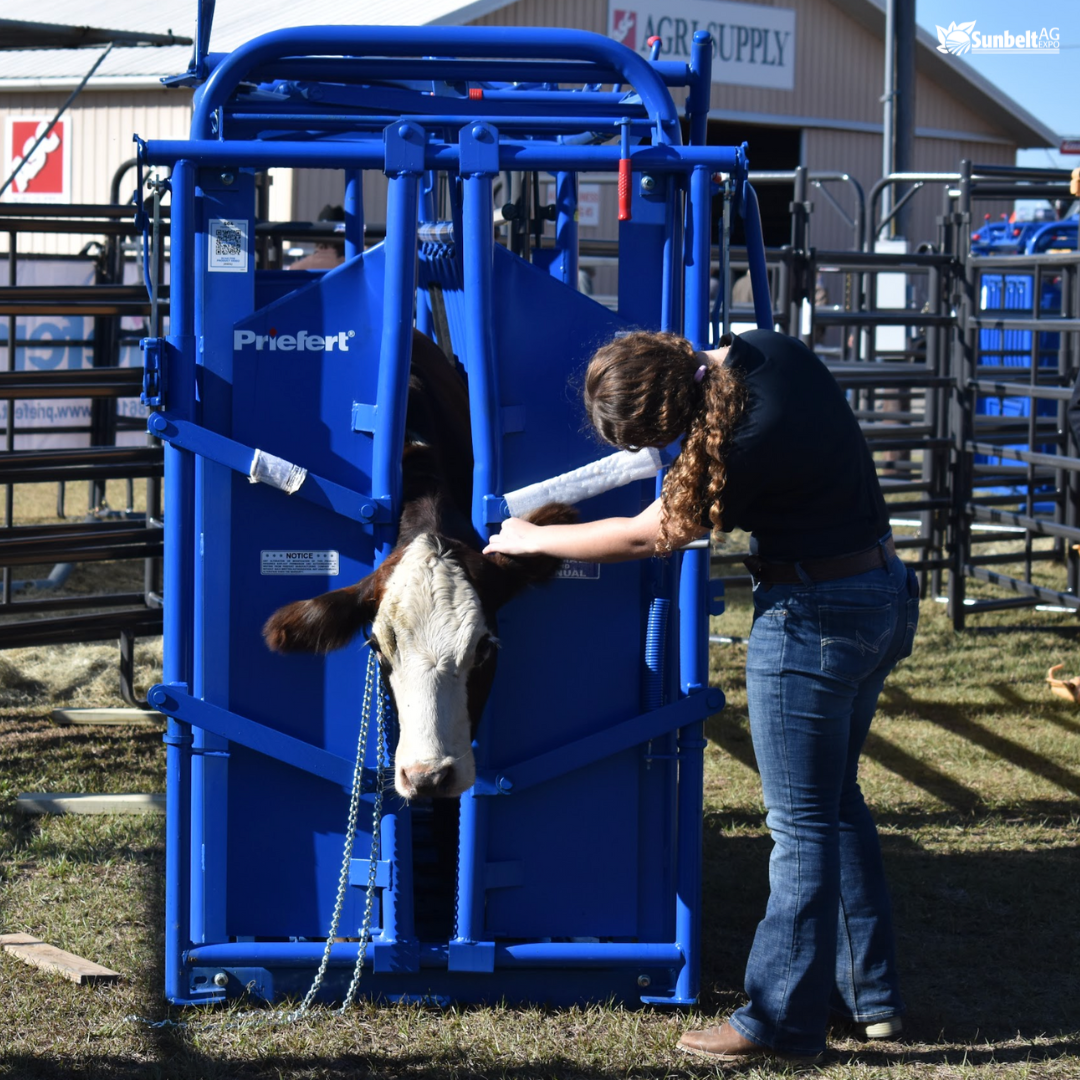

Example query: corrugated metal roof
[0,0,516,83]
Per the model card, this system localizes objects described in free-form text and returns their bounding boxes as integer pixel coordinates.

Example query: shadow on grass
[698,815,1080,1050]
[880,683,1080,799]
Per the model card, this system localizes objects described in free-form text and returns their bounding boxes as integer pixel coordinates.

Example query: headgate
[138,25,770,1007]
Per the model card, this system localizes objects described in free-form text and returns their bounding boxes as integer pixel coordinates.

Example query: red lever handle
[618,157,632,221]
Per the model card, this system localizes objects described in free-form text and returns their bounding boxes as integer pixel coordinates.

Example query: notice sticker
[555,560,600,581]
[261,550,340,576]
[209,218,248,272]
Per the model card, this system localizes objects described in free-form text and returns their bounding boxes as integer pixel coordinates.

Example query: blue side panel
[216,251,388,936]
[477,248,676,940]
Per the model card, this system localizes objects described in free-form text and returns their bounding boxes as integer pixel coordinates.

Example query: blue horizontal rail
[139,138,745,177]
[187,939,686,970]
[148,682,373,792]
[202,56,698,90]
[475,689,724,795]
[147,412,390,526]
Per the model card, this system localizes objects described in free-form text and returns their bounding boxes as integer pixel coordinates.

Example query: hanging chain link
[126,647,389,1033]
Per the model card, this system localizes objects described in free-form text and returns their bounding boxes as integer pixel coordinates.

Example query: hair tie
[694,364,708,383]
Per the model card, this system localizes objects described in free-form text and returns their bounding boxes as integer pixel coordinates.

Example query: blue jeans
[728,551,919,1056]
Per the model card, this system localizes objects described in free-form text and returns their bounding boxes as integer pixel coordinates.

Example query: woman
[484,328,918,1065]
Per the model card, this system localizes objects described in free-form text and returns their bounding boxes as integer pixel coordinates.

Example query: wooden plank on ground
[15,792,166,815]
[0,933,121,984]
[50,708,164,726]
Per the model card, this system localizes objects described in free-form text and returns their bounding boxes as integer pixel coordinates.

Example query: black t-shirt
[714,330,889,560]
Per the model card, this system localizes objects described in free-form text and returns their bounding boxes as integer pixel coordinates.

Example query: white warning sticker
[209,218,248,272]
[260,550,340,576]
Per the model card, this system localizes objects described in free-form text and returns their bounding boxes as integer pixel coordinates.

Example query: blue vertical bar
[416,170,436,340]
[371,172,419,561]
[674,551,708,1004]
[460,124,502,536]
[191,168,255,949]
[375,796,416,969]
[344,168,364,260]
[163,159,197,1005]
[685,166,712,351]
[742,183,773,329]
[661,180,682,334]
[453,122,501,964]
[673,153,712,1006]
[554,170,579,287]
[687,32,712,147]
[372,122,425,969]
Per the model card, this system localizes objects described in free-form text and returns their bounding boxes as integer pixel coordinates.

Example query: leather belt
[744,537,896,585]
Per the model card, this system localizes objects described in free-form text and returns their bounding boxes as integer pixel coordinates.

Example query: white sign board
[3,117,71,203]
[545,182,602,226]
[608,1,796,90]
[260,550,341,576]
[0,258,149,450]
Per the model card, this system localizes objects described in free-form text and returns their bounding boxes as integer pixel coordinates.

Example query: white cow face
[369,534,496,799]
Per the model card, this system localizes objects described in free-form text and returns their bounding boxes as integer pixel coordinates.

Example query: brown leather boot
[677,1021,824,1065]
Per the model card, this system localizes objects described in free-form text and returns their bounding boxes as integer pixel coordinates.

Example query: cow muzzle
[395,753,475,799]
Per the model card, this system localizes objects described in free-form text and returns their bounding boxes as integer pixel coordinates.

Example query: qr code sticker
[209,218,248,272]
[215,225,242,256]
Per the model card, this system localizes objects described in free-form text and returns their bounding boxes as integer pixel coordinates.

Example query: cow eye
[475,635,497,665]
[367,633,391,670]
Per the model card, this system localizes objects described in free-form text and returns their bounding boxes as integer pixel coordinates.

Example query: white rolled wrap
[503,447,662,517]
[248,448,307,494]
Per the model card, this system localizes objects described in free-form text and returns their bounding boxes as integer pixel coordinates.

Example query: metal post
[948,160,974,629]
[893,0,916,239]
[163,159,198,1004]
[453,120,502,968]
[881,0,896,229]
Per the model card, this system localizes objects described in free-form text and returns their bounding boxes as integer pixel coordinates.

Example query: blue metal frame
[144,23,770,1010]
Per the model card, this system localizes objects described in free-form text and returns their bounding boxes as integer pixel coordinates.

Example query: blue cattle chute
[140,23,769,1010]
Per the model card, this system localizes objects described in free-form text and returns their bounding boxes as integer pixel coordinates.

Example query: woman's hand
[483,517,545,557]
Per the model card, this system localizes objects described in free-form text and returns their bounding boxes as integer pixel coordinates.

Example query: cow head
[263,503,577,799]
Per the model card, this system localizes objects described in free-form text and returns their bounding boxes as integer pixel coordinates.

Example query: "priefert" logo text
[234,329,354,352]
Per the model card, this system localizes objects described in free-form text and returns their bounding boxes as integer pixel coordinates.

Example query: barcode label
[209,218,248,272]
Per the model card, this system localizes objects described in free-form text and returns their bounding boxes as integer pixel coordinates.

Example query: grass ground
[1,533,1079,1078]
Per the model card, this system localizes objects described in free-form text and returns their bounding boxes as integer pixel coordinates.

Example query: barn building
[1,0,1057,258]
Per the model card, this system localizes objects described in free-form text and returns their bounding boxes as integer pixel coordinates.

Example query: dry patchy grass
[2,549,1080,1078]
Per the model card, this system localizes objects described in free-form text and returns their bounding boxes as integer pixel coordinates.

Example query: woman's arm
[483,498,711,562]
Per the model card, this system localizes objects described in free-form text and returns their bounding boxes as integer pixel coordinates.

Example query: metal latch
[140,336,166,408]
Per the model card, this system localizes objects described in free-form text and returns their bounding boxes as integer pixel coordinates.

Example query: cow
[262,330,576,799]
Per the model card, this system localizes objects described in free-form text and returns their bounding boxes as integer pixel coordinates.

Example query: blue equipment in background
[974,215,1076,497]
[138,24,771,1009]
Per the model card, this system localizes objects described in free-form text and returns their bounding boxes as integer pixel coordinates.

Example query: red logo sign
[611,9,638,51]
[5,117,70,202]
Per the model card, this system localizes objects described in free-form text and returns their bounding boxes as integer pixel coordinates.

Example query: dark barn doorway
[706,121,801,248]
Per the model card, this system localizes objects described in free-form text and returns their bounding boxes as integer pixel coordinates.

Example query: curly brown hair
[584,330,746,554]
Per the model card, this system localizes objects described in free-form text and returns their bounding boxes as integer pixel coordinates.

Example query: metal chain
[338,669,389,1012]
[126,647,388,1033]
[284,646,383,1022]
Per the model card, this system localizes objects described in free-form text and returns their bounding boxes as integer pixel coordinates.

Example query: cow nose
[397,760,456,799]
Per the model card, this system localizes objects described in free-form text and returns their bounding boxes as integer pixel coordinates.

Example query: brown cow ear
[484,501,579,607]
[263,554,398,654]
